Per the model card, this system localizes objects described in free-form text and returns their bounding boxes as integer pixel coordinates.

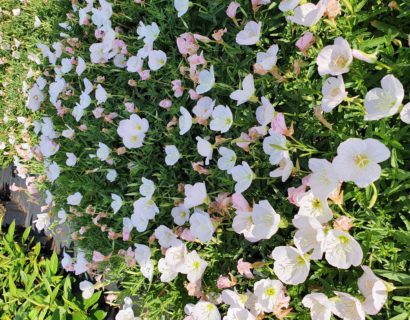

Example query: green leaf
[84,291,101,310]
[72,311,87,320]
[392,296,410,303]
[93,310,107,320]
[21,227,31,244]
[49,252,58,275]
[374,270,410,285]
[6,220,15,243]
[388,312,409,320]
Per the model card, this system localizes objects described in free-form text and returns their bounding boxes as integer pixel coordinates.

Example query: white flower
[191,301,221,320]
[155,225,180,248]
[179,107,193,135]
[230,162,255,193]
[221,290,249,309]
[134,244,151,265]
[196,65,215,94]
[96,142,110,161]
[137,21,160,44]
[217,147,236,172]
[67,192,82,206]
[58,209,67,224]
[189,210,215,242]
[400,102,410,124]
[210,105,233,133]
[148,50,167,71]
[27,84,44,111]
[105,169,117,182]
[79,280,95,300]
[288,1,327,27]
[131,197,159,232]
[95,84,108,104]
[325,229,363,269]
[196,136,213,165]
[269,154,293,182]
[61,58,73,74]
[253,279,284,313]
[76,56,86,76]
[140,259,154,281]
[47,161,60,183]
[256,96,275,126]
[232,210,257,242]
[180,250,208,283]
[224,307,255,320]
[165,145,181,166]
[279,0,300,12]
[317,37,353,76]
[230,74,256,106]
[126,55,143,73]
[165,243,187,273]
[66,152,77,167]
[256,45,279,71]
[321,76,347,112]
[302,293,332,320]
[61,251,74,272]
[34,16,42,28]
[184,182,208,209]
[39,136,59,158]
[263,132,287,165]
[33,213,50,231]
[297,191,333,223]
[271,245,310,285]
[74,251,88,275]
[236,21,261,45]
[140,177,155,198]
[158,258,179,282]
[115,308,137,320]
[332,138,390,188]
[117,114,149,149]
[308,158,340,199]
[357,265,388,315]
[292,215,326,260]
[364,74,404,121]
[252,200,281,241]
[174,0,189,17]
[171,204,190,226]
[111,194,123,214]
[332,292,365,320]
[193,97,215,121]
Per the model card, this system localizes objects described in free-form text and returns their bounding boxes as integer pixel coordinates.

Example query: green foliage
[0,221,107,319]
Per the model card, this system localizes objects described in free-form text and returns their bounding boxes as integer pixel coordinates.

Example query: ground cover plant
[1,0,410,319]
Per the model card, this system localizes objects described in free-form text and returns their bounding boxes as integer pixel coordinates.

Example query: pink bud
[92,107,104,119]
[295,32,315,54]
[287,185,306,206]
[226,2,240,19]
[92,251,106,262]
[188,89,201,100]
[217,275,232,289]
[159,99,172,109]
[352,49,377,64]
[237,258,254,279]
[333,216,353,232]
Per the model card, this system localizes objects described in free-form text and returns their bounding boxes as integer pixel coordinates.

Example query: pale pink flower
[188,89,201,100]
[333,215,353,232]
[217,275,232,289]
[159,99,172,109]
[172,80,184,98]
[232,193,251,212]
[124,102,135,113]
[226,2,240,19]
[138,69,150,80]
[236,132,254,152]
[92,107,105,118]
[177,33,199,56]
[287,184,306,206]
[270,112,293,136]
[92,251,107,262]
[296,32,315,54]
[180,228,196,242]
[237,258,254,279]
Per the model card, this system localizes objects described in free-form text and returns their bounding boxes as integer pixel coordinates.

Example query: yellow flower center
[193,261,200,270]
[334,55,347,69]
[331,88,341,97]
[206,303,215,311]
[354,154,369,168]
[312,198,322,209]
[339,235,350,245]
[265,287,276,296]
[131,135,139,142]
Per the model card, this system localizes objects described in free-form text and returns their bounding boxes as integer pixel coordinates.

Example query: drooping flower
[230,161,255,193]
[210,105,233,133]
[321,76,347,112]
[111,193,123,214]
[292,215,326,260]
[317,37,353,76]
[256,96,275,126]
[189,210,215,242]
[271,245,310,285]
[165,145,181,166]
[302,293,332,320]
[364,74,404,121]
[196,137,213,165]
[332,292,365,320]
[230,74,256,106]
[79,280,95,299]
[357,265,388,315]
[217,147,237,172]
[236,21,261,45]
[325,229,363,269]
[269,154,293,182]
[332,138,390,188]
[288,1,327,27]
[226,2,241,19]
[196,66,215,94]
[179,107,193,135]
[174,0,189,17]
[263,132,288,165]
[296,31,315,54]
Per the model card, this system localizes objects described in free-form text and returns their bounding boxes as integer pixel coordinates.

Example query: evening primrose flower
[131,197,159,232]
[196,66,215,94]
[364,74,404,120]
[236,21,261,45]
[165,145,181,166]
[184,182,208,209]
[288,0,327,27]
[225,307,255,320]
[230,161,255,193]
[79,280,95,299]
[263,132,287,165]
[106,169,117,182]
[358,265,388,315]
[165,243,188,273]
[34,213,51,231]
[308,158,340,199]
[193,96,215,122]
[400,102,410,124]
[332,138,390,188]
[67,192,82,206]
[325,229,363,269]
[191,301,220,320]
[158,258,178,282]
[137,21,160,44]
[189,210,215,242]
[271,245,311,285]
[196,136,213,165]
[96,142,110,161]
[256,96,275,126]
[253,279,284,313]
[154,225,180,248]
[180,250,208,283]
[302,293,332,320]
[252,200,281,241]
[279,0,301,12]
[221,289,249,309]
[217,147,237,172]
[117,114,149,149]
[292,215,326,260]
[140,177,155,198]
[269,154,293,182]
[230,74,256,106]
[321,76,347,112]
[255,45,279,72]
[179,107,193,135]
[66,152,77,167]
[297,191,333,223]
[95,84,108,104]
[174,0,189,17]
[171,204,190,226]
[332,292,365,320]
[27,84,44,111]
[111,193,122,214]
[148,50,167,71]
[317,37,353,76]
[210,105,233,133]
